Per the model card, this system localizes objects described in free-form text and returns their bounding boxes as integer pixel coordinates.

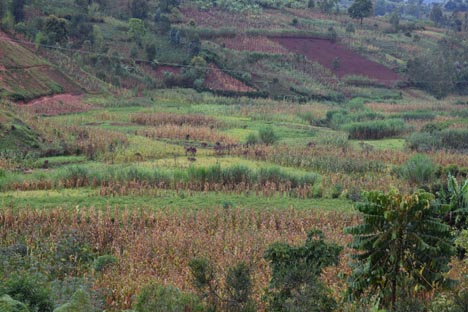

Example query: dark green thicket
[407,129,468,151]
[343,119,409,140]
[264,230,341,312]
[134,283,203,312]
[0,273,54,312]
[189,258,255,311]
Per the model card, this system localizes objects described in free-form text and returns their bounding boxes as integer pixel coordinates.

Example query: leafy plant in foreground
[346,190,454,310]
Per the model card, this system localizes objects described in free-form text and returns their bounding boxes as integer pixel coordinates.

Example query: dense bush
[189,258,256,311]
[258,126,279,145]
[399,154,436,186]
[343,119,409,140]
[264,230,341,312]
[0,295,29,312]
[54,289,93,312]
[0,273,54,312]
[407,129,468,151]
[134,284,203,312]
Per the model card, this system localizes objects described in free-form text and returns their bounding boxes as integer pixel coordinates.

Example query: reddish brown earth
[18,94,93,116]
[272,37,401,86]
[204,64,255,93]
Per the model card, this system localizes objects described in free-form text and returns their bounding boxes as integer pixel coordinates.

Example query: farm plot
[272,37,401,86]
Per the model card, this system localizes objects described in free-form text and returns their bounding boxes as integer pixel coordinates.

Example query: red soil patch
[272,37,401,86]
[204,64,255,93]
[216,36,289,54]
[18,94,93,116]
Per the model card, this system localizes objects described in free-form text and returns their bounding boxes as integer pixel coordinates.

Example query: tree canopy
[346,190,454,310]
[348,0,373,25]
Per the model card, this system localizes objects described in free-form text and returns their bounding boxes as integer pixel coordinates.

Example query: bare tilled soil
[273,37,401,86]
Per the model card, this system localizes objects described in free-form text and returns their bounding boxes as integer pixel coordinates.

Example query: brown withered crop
[0,206,358,311]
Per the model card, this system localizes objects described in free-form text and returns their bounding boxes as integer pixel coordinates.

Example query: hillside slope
[0,31,82,102]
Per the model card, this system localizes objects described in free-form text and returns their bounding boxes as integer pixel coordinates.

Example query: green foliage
[131,0,149,19]
[430,5,444,26]
[348,0,373,24]
[93,255,118,272]
[263,229,341,312]
[12,0,25,23]
[346,190,454,310]
[0,273,54,312]
[128,18,145,44]
[50,230,95,278]
[224,263,256,312]
[440,175,468,231]
[135,283,204,312]
[318,0,338,13]
[258,126,278,145]
[189,258,255,311]
[399,154,436,186]
[0,295,29,312]
[53,289,93,312]
[406,129,468,152]
[406,39,468,98]
[343,119,409,140]
[245,132,259,145]
[44,15,69,45]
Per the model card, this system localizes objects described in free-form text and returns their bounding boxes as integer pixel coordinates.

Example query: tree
[348,0,373,25]
[389,11,400,32]
[346,190,454,310]
[44,15,69,45]
[264,230,342,312]
[317,0,338,14]
[189,258,256,311]
[258,126,278,145]
[128,18,145,46]
[430,4,444,27]
[130,0,149,19]
[12,0,25,23]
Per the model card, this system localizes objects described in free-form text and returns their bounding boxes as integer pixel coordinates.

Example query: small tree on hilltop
[346,190,454,310]
[348,0,373,25]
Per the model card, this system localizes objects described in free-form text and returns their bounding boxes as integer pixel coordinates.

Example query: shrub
[245,132,259,145]
[406,132,442,151]
[134,284,203,312]
[440,129,468,151]
[407,129,468,151]
[222,165,252,185]
[0,295,29,312]
[189,258,255,312]
[93,255,118,273]
[316,132,349,149]
[399,154,436,186]
[0,273,53,312]
[264,230,341,312]
[53,289,93,312]
[343,119,409,140]
[258,126,278,145]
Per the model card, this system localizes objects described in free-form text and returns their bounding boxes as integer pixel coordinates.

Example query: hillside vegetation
[1,0,468,312]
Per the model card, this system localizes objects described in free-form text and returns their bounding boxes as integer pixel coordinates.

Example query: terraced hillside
[0,31,82,102]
